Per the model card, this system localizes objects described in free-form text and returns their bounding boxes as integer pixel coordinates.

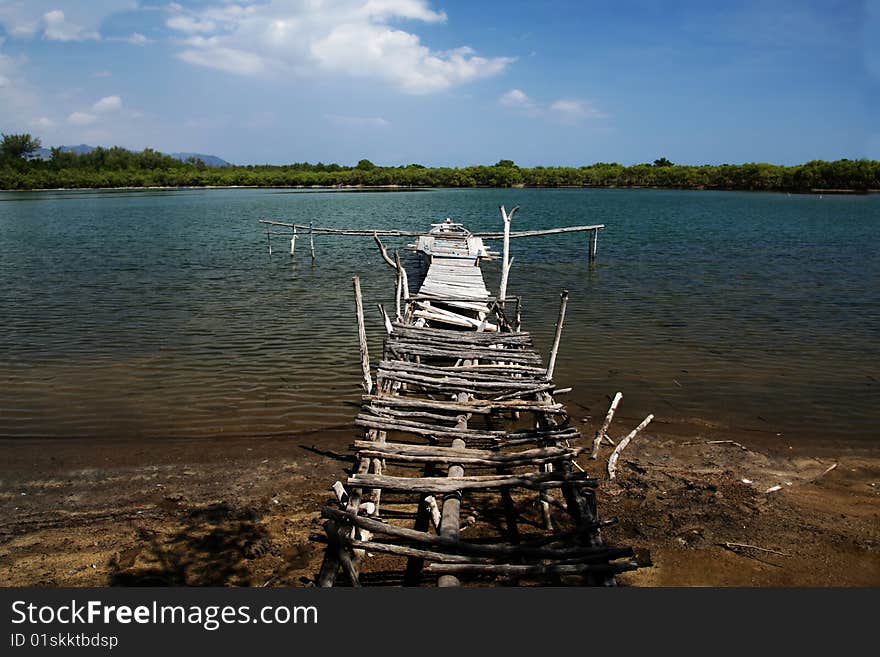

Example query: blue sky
[0,0,876,166]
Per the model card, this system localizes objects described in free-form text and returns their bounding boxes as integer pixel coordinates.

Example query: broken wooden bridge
[259,208,651,586]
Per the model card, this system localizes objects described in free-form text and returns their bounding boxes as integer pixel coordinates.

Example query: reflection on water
[0,188,877,441]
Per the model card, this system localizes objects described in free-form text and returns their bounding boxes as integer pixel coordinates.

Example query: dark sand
[1,417,877,587]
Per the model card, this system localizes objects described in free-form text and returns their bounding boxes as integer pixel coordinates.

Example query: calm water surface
[0,188,877,441]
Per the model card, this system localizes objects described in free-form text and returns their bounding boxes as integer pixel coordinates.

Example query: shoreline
[2,184,878,195]
[1,417,876,587]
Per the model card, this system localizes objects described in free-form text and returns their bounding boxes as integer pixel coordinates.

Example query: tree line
[2,133,878,192]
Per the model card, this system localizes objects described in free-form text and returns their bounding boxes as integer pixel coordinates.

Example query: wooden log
[291,225,297,256]
[546,289,569,380]
[347,538,489,563]
[589,227,599,263]
[473,224,606,239]
[348,471,598,494]
[377,303,393,335]
[390,323,532,343]
[591,392,623,459]
[607,414,654,480]
[425,561,638,577]
[352,275,372,395]
[395,250,410,299]
[259,220,424,237]
[309,221,315,260]
[498,205,519,303]
[361,394,564,414]
[386,343,539,363]
[438,388,470,588]
[354,441,588,467]
[424,495,441,528]
[321,506,618,558]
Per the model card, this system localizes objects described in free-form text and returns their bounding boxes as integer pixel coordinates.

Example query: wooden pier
[260,209,648,586]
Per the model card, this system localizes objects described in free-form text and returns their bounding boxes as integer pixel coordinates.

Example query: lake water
[0,187,877,442]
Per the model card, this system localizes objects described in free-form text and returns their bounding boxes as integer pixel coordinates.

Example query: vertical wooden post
[498,205,519,303]
[514,296,522,333]
[546,289,569,380]
[589,228,599,264]
[591,392,623,459]
[266,227,272,256]
[309,221,316,260]
[438,388,470,588]
[353,275,372,394]
[290,226,297,257]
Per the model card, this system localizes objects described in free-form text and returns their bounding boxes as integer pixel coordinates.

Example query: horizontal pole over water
[259,219,605,239]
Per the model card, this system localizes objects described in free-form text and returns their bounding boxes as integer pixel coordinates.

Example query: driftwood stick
[321,507,619,559]
[309,221,315,260]
[812,462,838,481]
[377,303,393,335]
[394,251,409,299]
[607,414,653,480]
[425,495,441,528]
[349,471,598,494]
[474,224,605,239]
[721,542,790,557]
[498,205,519,303]
[331,481,347,503]
[438,389,470,588]
[426,561,638,576]
[546,289,569,380]
[352,275,372,395]
[591,392,623,459]
[290,225,297,256]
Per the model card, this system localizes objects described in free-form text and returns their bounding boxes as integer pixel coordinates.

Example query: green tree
[653,157,673,167]
[356,158,376,171]
[1,133,42,159]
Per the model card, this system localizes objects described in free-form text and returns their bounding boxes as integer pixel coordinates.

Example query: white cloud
[499,88,537,111]
[42,10,100,42]
[499,88,607,123]
[166,0,513,94]
[108,32,152,45]
[167,15,217,34]
[326,114,390,128]
[549,99,606,121]
[126,32,149,45]
[67,111,97,126]
[178,38,265,75]
[92,95,122,112]
[29,116,56,129]
[0,2,137,42]
[92,70,112,78]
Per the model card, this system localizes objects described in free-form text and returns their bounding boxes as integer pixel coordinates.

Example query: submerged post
[353,275,372,394]
[309,221,316,260]
[498,205,519,304]
[546,289,569,380]
[291,226,297,257]
[266,227,272,256]
[589,228,599,264]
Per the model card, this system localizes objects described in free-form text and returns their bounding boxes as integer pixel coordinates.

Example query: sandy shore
[1,418,877,587]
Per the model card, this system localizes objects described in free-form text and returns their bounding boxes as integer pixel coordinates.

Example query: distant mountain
[32,144,231,167]
[168,152,231,167]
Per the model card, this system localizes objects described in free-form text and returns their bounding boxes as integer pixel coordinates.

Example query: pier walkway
[259,211,647,586]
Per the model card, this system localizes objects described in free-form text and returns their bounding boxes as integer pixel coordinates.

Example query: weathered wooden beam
[607,414,654,480]
[591,392,623,459]
[546,289,569,381]
[353,275,372,395]
[348,471,598,494]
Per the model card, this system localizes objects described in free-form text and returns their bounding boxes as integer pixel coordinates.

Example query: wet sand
[0,417,877,587]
